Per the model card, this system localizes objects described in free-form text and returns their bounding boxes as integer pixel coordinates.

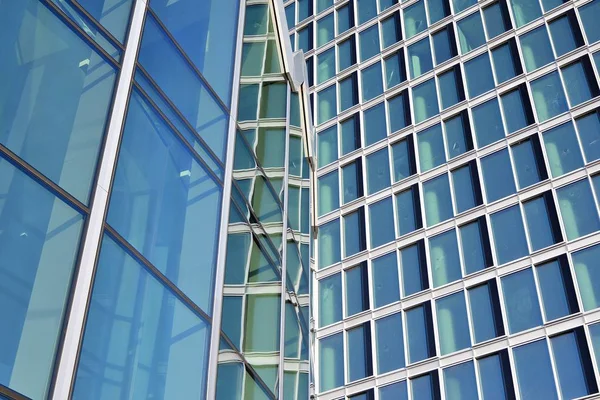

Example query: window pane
[384,51,407,89]
[362,62,384,102]
[364,103,387,146]
[319,219,341,268]
[318,85,337,124]
[543,122,584,178]
[411,373,436,400]
[484,2,511,39]
[428,0,450,23]
[370,197,396,248]
[580,0,600,44]
[418,124,446,172]
[344,209,367,257]
[74,236,211,399]
[408,38,434,79]
[357,0,377,24]
[491,41,521,84]
[465,53,495,98]
[491,205,529,265]
[433,27,457,65]
[572,244,600,311]
[514,341,559,400]
[472,98,505,147]
[380,0,398,11]
[438,67,464,110]
[319,333,344,391]
[346,264,369,317]
[342,161,363,204]
[376,313,405,374]
[319,274,342,327]
[537,260,573,321]
[341,115,361,155]
[444,112,472,158]
[317,14,335,47]
[318,170,339,216]
[509,0,542,28]
[590,323,600,368]
[562,60,597,107]
[318,126,338,168]
[423,174,453,227]
[452,163,480,213]
[297,23,313,53]
[337,3,354,34]
[502,268,543,333]
[317,48,336,84]
[348,323,373,381]
[551,331,593,399]
[478,353,511,400]
[549,14,582,57]
[406,304,434,363]
[512,138,544,189]
[453,0,476,13]
[340,73,359,112]
[436,293,471,355]
[380,381,408,400]
[443,362,478,400]
[382,13,402,48]
[338,37,357,72]
[520,26,554,72]
[557,179,600,240]
[501,88,532,133]
[389,92,411,132]
[392,138,415,181]
[366,148,391,194]
[576,112,600,163]
[360,25,381,61]
[523,195,559,251]
[401,242,427,296]
[457,12,486,54]
[413,79,440,123]
[430,230,462,287]
[372,252,401,308]
[460,220,490,275]
[285,3,295,26]
[396,187,421,236]
[481,149,516,202]
[404,1,427,39]
[469,283,501,343]
[531,72,568,122]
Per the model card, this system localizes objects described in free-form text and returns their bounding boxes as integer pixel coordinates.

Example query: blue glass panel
[452,164,478,214]
[0,156,84,399]
[318,84,337,124]
[406,305,433,363]
[360,25,380,61]
[319,333,344,391]
[436,293,471,354]
[430,230,462,287]
[408,38,433,79]
[469,284,499,343]
[337,3,354,34]
[401,243,426,296]
[380,381,408,400]
[509,0,542,28]
[317,47,336,84]
[342,161,362,203]
[438,68,463,109]
[491,42,520,84]
[484,2,511,39]
[481,149,516,202]
[512,139,543,189]
[432,27,456,65]
[428,0,450,23]
[319,273,342,327]
[372,252,400,308]
[392,139,414,182]
[107,90,222,313]
[465,53,495,98]
[457,12,486,54]
[344,209,366,257]
[453,0,476,13]
[502,268,543,333]
[418,124,446,172]
[537,261,571,321]
[501,89,530,133]
[590,323,600,369]
[576,112,600,163]
[357,0,378,24]
[338,37,357,71]
[285,3,295,27]
[244,4,268,35]
[381,14,402,48]
[348,324,372,381]
[523,196,556,251]
[370,197,395,248]
[366,148,391,194]
[580,0,600,44]
[557,179,600,240]
[396,187,420,235]
[74,236,210,399]
[531,72,568,122]
[298,0,312,21]
[339,73,359,112]
[318,0,334,12]
[543,122,584,178]
[572,243,600,311]
[444,362,478,400]
[478,354,510,400]
[389,93,410,133]
[551,332,591,399]
[413,79,440,124]
[297,23,313,53]
[364,103,387,146]
[0,0,117,204]
[318,126,338,168]
[513,341,558,400]
[78,0,133,42]
[404,1,427,39]
[341,115,361,155]
[362,62,384,102]
[444,113,470,158]
[549,15,581,56]
[376,313,405,374]
[423,174,453,226]
[384,51,406,89]
[491,205,529,265]
[520,26,554,72]
[317,13,335,47]
[460,220,488,275]
[472,98,505,147]
[346,264,369,316]
[412,374,434,400]
[562,60,595,107]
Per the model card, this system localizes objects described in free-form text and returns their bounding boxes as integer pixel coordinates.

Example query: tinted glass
[318,126,338,168]
[531,72,568,122]
[380,381,409,400]
[396,187,421,235]
[492,42,520,83]
[413,79,440,124]
[465,53,495,98]
[572,243,600,311]
[445,113,471,158]
[406,305,433,363]
[478,354,510,400]
[520,26,554,72]
[318,170,339,216]
[319,274,342,327]
[469,284,500,343]
[557,179,600,240]
[457,12,486,54]
[360,25,381,61]
[438,67,463,109]
[549,14,582,56]
[576,112,600,163]
[543,122,584,177]
[342,161,363,204]
[382,14,402,48]
[317,47,336,84]
[317,13,335,47]
[481,149,516,202]
[484,2,511,39]
[513,340,558,400]
[362,62,384,102]
[502,268,543,333]
[491,205,529,265]
[423,174,453,226]
[408,38,434,79]
[418,124,446,172]
[366,148,391,194]
[404,1,427,39]
[370,197,396,248]
[460,220,489,274]
[338,37,357,71]
[509,0,542,28]
[523,196,557,251]
[346,264,369,316]
[472,98,505,147]
[385,51,407,89]
[430,230,462,287]
[444,362,478,400]
[412,374,435,400]
[436,292,471,355]
[401,243,427,296]
[433,27,456,65]
[389,93,411,133]
[319,333,344,391]
[392,138,414,180]
[348,324,372,381]
[537,260,572,321]
[562,60,596,107]
[344,209,366,257]
[376,313,405,374]
[551,332,592,399]
[580,0,600,44]
[452,164,479,213]
[372,252,401,308]
[364,103,387,146]
[319,219,341,268]
[512,138,543,189]
[501,89,531,133]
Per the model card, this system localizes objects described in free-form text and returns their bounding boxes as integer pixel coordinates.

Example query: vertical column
[50,1,147,398]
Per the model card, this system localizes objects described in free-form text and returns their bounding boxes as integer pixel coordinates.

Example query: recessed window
[346,263,370,317]
[551,329,598,399]
[491,39,522,83]
[520,26,554,73]
[575,111,600,163]
[380,0,398,12]
[337,3,355,35]
[404,0,427,39]
[472,98,505,147]
[536,258,578,321]
[384,50,407,89]
[381,12,402,48]
[562,58,599,107]
[427,0,451,24]
[380,381,408,400]
[443,362,478,400]
[413,78,440,123]
[444,111,472,158]
[500,85,534,133]
[392,136,416,181]
[388,91,411,133]
[347,323,373,382]
[319,333,344,392]
[396,185,422,235]
[318,125,338,168]
[502,268,543,333]
[319,219,341,269]
[556,179,600,240]
[418,124,446,172]
[338,36,357,72]
[457,11,486,54]
[406,303,435,363]
[523,193,562,251]
[572,243,600,311]
[400,241,428,296]
[511,136,547,189]
[362,62,384,102]
[364,102,387,146]
[366,147,391,194]
[318,84,337,124]
[543,122,584,178]
[423,174,453,227]
[429,229,462,287]
[509,0,542,28]
[360,25,381,61]
[483,2,511,39]
[317,13,335,47]
[460,218,493,275]
[317,48,335,85]
[432,25,457,65]
[513,340,558,400]
[372,252,400,308]
[376,313,405,374]
[297,23,314,53]
[369,197,396,248]
[436,292,471,355]
[465,53,495,98]
[298,0,313,22]
[344,208,367,257]
[478,351,514,400]
[580,0,600,44]
[357,0,378,24]
[341,114,361,155]
[452,161,482,214]
[438,66,465,109]
[490,205,529,264]
[531,71,569,121]
[285,3,295,27]
[481,149,516,203]
[339,72,359,112]
[318,170,339,216]
[411,372,440,400]
[548,11,584,57]
[319,273,342,327]
[342,160,363,204]
[468,281,503,343]
[408,37,434,79]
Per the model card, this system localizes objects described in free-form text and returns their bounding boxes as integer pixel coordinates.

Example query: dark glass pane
[551,331,593,399]
[362,62,384,102]
[344,209,367,257]
[401,243,427,296]
[543,122,584,178]
[557,179,600,240]
[382,13,402,48]
[342,160,363,204]
[549,14,583,57]
[408,37,433,79]
[389,92,411,133]
[444,113,471,158]
[360,25,381,61]
[346,264,369,316]
[460,220,489,275]
[537,260,572,321]
[413,79,440,124]
[396,187,421,236]
[576,111,600,163]
[562,60,596,107]
[385,51,407,89]
[338,37,357,71]
[372,252,401,308]
[452,164,479,213]
[572,244,600,311]
[501,88,532,133]
[457,12,486,54]
[380,381,408,400]
[520,26,554,72]
[348,323,372,381]
[509,0,542,28]
[438,67,464,110]
[469,284,500,343]
[512,138,543,189]
[364,103,387,146]
[318,126,338,168]
[418,124,446,172]
[481,149,516,202]
[531,72,568,122]
[478,354,511,400]
[404,1,427,39]
[483,2,511,39]
[433,27,456,65]
[491,41,520,84]
[341,115,361,155]
[406,304,433,363]
[465,53,495,98]
[318,170,339,216]
[580,0,600,44]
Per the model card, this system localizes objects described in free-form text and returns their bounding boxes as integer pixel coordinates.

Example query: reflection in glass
[502,268,542,333]
[436,293,471,355]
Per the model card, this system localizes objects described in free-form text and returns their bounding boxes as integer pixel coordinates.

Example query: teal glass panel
[380,381,408,400]
[501,89,531,133]
[444,362,478,400]
[404,1,427,39]
[465,53,495,98]
[74,236,211,399]
[423,174,453,226]
[241,42,266,76]
[337,3,354,34]
[360,25,381,61]
[372,252,400,308]
[364,103,387,146]
[338,37,357,71]
[401,243,427,296]
[549,15,581,57]
[576,112,600,163]
[460,220,488,275]
[318,219,341,268]
[491,205,529,264]
[362,62,384,102]
[406,305,433,363]
[513,341,559,400]
[357,0,378,24]
[523,196,557,251]
[346,264,369,316]
[452,164,479,213]
[389,92,410,133]
[544,122,584,178]
[222,297,242,348]
[509,0,542,28]
[385,51,406,89]
[339,73,359,112]
[413,79,440,123]
[444,113,471,158]
[319,333,344,391]
[457,12,486,54]
[344,209,366,257]
[551,332,592,399]
[319,273,342,327]
[257,128,285,167]
[562,60,595,107]
[453,0,476,13]
[408,38,433,79]
[478,354,510,400]
[520,26,554,72]
[433,27,456,65]
[318,84,337,124]
[532,72,569,121]
[348,324,372,381]
[573,244,600,310]
[418,124,446,172]
[392,138,414,181]
[472,98,505,147]
[469,284,500,343]
[370,197,396,248]
[481,149,516,202]
[437,293,470,355]
[108,91,222,312]
[491,42,520,84]
[297,23,313,53]
[396,187,420,236]
[512,139,543,189]
[537,260,571,321]
[430,230,462,288]
[318,170,339,216]
[260,82,287,118]
[557,179,600,240]
[502,268,543,333]
[318,126,338,168]
[0,0,118,203]
[244,294,281,353]
[244,4,268,35]
[318,0,334,12]
[317,47,336,84]
[366,148,391,194]
[376,313,405,374]
[238,84,259,121]
[382,13,402,48]
[341,115,361,155]
[580,0,600,44]
[342,160,363,204]
[484,2,511,39]
[428,0,450,23]
[438,67,463,109]
[317,13,335,47]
